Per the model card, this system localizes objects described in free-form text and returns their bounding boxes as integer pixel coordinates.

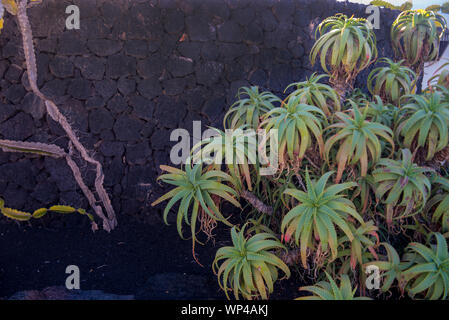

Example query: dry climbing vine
[0,0,117,231]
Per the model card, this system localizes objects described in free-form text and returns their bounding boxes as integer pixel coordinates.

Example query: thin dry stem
[16,0,116,231]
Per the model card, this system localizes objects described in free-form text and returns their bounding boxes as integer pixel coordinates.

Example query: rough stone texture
[135,272,219,299]
[0,0,398,222]
[9,286,134,300]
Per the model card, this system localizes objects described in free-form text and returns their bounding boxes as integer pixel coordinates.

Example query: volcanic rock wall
[0,0,398,226]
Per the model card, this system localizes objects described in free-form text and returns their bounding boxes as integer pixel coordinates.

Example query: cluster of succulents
[153,10,449,300]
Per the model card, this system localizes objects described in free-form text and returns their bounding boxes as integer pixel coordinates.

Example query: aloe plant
[324,104,395,183]
[400,233,449,300]
[151,163,240,252]
[425,175,449,232]
[346,88,370,107]
[397,92,449,160]
[372,149,433,226]
[337,220,379,270]
[391,9,447,74]
[191,127,258,191]
[362,95,398,127]
[281,170,364,268]
[365,242,404,292]
[261,96,325,170]
[223,86,280,130]
[284,73,340,117]
[297,272,372,300]
[368,58,416,105]
[212,225,290,300]
[325,221,379,294]
[310,14,377,100]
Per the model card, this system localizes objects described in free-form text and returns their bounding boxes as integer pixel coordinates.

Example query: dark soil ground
[0,212,302,300]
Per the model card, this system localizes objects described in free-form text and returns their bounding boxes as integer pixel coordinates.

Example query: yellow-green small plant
[212,225,290,300]
[362,95,398,127]
[322,221,379,294]
[337,220,379,271]
[0,198,94,223]
[370,0,413,11]
[297,272,372,300]
[426,2,449,14]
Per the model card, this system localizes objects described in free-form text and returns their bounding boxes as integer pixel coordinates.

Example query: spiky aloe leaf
[397,92,449,160]
[261,95,325,169]
[364,242,405,293]
[297,272,372,300]
[425,175,449,232]
[310,14,377,99]
[368,58,416,105]
[391,9,447,74]
[223,86,280,130]
[284,73,340,117]
[212,225,290,300]
[337,220,379,270]
[324,103,395,183]
[372,149,433,226]
[191,127,258,192]
[400,233,449,300]
[151,162,240,258]
[281,170,363,268]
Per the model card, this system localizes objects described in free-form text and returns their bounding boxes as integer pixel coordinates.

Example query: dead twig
[240,190,273,216]
[15,0,116,231]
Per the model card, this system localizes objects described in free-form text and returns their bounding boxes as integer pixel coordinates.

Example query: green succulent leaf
[261,96,325,169]
[310,14,377,85]
[397,91,449,160]
[152,162,240,253]
[223,86,280,130]
[391,9,447,72]
[284,73,340,117]
[368,58,416,105]
[324,103,395,183]
[400,233,449,300]
[372,149,433,226]
[212,225,290,300]
[281,170,363,268]
[297,272,372,300]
